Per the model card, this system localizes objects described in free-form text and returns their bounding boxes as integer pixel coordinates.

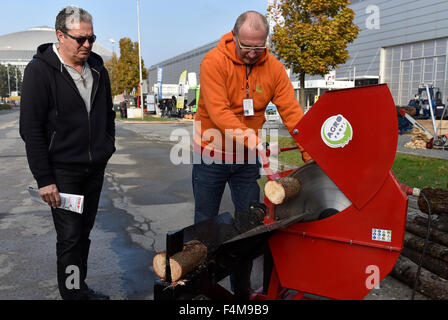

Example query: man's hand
[39,184,60,208]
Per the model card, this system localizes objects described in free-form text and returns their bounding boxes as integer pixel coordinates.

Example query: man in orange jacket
[193,10,310,224]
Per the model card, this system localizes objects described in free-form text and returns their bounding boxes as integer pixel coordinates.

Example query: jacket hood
[34,43,104,71]
[217,32,269,65]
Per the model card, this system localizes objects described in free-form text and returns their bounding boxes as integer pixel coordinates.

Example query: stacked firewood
[404,127,432,150]
[391,187,448,300]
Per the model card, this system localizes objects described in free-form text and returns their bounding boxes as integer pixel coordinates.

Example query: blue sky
[0,0,268,67]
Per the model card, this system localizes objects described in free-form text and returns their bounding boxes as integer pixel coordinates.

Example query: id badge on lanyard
[244,64,254,117]
[243,98,254,116]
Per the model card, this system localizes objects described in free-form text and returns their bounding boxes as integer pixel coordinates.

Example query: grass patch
[0,104,12,110]
[258,136,448,193]
[392,153,448,189]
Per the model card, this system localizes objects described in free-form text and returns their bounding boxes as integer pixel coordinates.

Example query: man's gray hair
[55,5,93,32]
[233,11,269,37]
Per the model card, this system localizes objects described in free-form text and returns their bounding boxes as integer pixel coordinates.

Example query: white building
[0,26,112,76]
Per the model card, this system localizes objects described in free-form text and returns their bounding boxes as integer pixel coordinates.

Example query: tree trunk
[418,187,448,215]
[153,240,207,282]
[391,255,448,300]
[406,217,448,247]
[299,73,306,112]
[402,247,448,280]
[413,216,448,233]
[403,232,448,263]
[264,176,301,205]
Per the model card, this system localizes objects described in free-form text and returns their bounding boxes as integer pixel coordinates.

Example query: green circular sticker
[321,115,353,148]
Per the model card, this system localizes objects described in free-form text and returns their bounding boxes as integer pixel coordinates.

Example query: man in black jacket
[20,6,115,300]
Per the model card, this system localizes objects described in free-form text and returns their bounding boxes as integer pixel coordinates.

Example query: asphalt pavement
[0,109,442,300]
[0,109,238,300]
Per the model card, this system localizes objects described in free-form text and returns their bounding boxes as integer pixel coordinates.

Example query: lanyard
[246,64,254,99]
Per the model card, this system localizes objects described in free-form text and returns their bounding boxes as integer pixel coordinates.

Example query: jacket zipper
[59,65,101,164]
[88,112,92,162]
[48,131,56,151]
[88,68,101,163]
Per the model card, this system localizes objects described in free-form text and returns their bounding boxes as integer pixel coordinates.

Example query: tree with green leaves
[0,64,22,97]
[104,37,148,97]
[104,52,119,96]
[268,0,360,110]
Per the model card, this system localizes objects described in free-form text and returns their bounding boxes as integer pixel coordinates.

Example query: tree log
[406,217,448,247]
[413,216,448,233]
[403,232,448,263]
[418,188,448,215]
[391,255,448,300]
[153,240,207,282]
[402,247,448,280]
[264,176,301,205]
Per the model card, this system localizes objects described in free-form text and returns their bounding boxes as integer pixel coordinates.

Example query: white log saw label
[321,114,353,148]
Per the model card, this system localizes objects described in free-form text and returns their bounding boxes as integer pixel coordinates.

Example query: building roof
[148,39,218,70]
[0,26,112,63]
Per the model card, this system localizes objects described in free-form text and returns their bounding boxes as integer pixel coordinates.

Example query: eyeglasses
[236,37,266,53]
[63,31,96,45]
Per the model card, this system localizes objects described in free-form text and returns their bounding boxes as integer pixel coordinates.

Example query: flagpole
[137,0,144,119]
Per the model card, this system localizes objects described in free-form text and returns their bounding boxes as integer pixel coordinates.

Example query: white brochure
[27,187,84,214]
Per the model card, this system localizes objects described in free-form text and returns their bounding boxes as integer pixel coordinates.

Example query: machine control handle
[257,143,281,181]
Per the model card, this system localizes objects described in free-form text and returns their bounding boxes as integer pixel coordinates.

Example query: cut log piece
[153,240,207,282]
[264,176,301,205]
[418,188,448,215]
[406,217,448,247]
[402,247,448,280]
[413,216,448,233]
[391,255,448,300]
[404,232,448,263]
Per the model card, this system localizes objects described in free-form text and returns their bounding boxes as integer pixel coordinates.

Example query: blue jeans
[192,159,261,224]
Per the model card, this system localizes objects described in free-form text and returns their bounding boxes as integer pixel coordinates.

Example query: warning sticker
[372,228,392,242]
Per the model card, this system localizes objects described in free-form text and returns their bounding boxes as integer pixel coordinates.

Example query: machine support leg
[266,266,281,299]
[233,259,253,300]
[263,245,274,294]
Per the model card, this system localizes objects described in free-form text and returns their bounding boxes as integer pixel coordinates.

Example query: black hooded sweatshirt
[20,43,116,188]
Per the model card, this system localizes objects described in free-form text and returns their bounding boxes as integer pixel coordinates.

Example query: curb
[119,120,194,124]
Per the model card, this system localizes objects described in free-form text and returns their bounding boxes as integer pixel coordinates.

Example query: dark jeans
[192,159,261,296]
[50,166,104,300]
[192,160,261,224]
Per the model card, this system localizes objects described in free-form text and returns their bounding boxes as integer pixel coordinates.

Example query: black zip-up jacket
[20,43,116,188]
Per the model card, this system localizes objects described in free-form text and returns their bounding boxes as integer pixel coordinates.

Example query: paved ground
[397,134,448,160]
[0,108,443,300]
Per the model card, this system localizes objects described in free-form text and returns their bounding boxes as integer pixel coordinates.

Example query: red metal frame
[255,85,408,300]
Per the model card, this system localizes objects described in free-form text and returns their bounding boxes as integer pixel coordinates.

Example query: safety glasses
[237,37,266,53]
[63,31,96,45]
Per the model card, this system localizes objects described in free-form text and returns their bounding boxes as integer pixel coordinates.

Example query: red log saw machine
[154,84,419,300]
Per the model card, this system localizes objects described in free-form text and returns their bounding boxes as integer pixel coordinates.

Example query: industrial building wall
[382,38,448,105]
[337,0,448,104]
[147,40,218,92]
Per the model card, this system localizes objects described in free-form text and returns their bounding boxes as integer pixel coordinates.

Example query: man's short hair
[55,5,93,33]
[233,11,268,37]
